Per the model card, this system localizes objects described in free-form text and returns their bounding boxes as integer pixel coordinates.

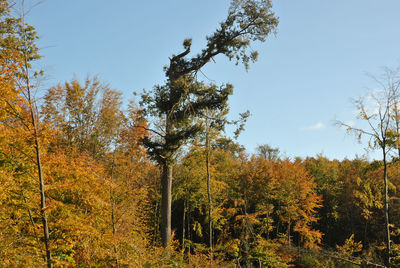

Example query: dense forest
[1,0,400,267]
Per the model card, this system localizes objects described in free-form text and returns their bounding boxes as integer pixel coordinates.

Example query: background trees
[42,77,123,159]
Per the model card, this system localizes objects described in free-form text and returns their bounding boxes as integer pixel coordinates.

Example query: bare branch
[335,120,376,138]
[131,124,165,138]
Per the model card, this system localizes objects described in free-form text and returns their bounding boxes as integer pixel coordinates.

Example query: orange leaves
[294,222,323,249]
[39,149,114,265]
[237,157,323,248]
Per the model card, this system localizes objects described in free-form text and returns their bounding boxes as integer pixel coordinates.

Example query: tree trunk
[154,199,159,243]
[383,147,390,267]
[23,38,52,268]
[205,131,213,251]
[287,219,291,245]
[161,162,173,247]
[188,209,191,260]
[20,2,52,265]
[34,124,52,268]
[182,200,186,250]
[266,213,270,240]
[110,152,119,267]
[394,104,400,159]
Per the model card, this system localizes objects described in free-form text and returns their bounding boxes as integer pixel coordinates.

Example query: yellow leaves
[250,235,291,267]
[354,168,386,220]
[225,238,241,258]
[192,220,203,238]
[336,234,363,256]
[235,212,261,227]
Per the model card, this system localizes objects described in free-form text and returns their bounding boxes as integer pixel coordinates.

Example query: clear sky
[23,0,400,160]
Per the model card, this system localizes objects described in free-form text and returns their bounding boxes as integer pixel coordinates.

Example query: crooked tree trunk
[161,162,173,247]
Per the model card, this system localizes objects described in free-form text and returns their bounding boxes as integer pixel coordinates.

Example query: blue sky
[24,0,400,160]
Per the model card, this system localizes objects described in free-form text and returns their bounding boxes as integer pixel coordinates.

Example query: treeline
[2,0,400,267]
[4,79,400,267]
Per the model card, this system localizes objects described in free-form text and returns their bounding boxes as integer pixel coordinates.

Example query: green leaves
[141,0,278,166]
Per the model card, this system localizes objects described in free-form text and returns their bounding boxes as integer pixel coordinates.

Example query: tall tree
[337,68,400,267]
[140,0,278,247]
[20,4,53,266]
[386,67,400,158]
[0,1,54,266]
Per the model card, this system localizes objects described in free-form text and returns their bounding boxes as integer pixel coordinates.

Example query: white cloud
[301,122,326,131]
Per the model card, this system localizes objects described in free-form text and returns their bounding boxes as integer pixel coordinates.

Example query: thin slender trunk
[27,76,52,268]
[383,146,390,267]
[205,130,213,252]
[266,213,270,240]
[364,221,368,246]
[242,201,251,267]
[187,209,191,261]
[182,200,186,250]
[110,152,119,268]
[21,191,40,243]
[19,189,42,261]
[22,21,52,268]
[161,162,172,247]
[394,104,400,158]
[33,118,52,268]
[154,199,159,243]
[276,219,280,237]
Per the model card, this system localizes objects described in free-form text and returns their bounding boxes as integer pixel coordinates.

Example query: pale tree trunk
[242,201,251,267]
[25,71,52,268]
[161,113,173,247]
[22,13,52,267]
[161,162,172,247]
[26,66,52,268]
[154,199,160,243]
[182,200,186,250]
[109,152,119,267]
[187,209,191,260]
[287,219,291,246]
[32,110,52,268]
[395,105,400,158]
[383,145,390,267]
[205,130,213,252]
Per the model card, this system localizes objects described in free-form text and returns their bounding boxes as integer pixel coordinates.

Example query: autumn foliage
[3,1,400,267]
